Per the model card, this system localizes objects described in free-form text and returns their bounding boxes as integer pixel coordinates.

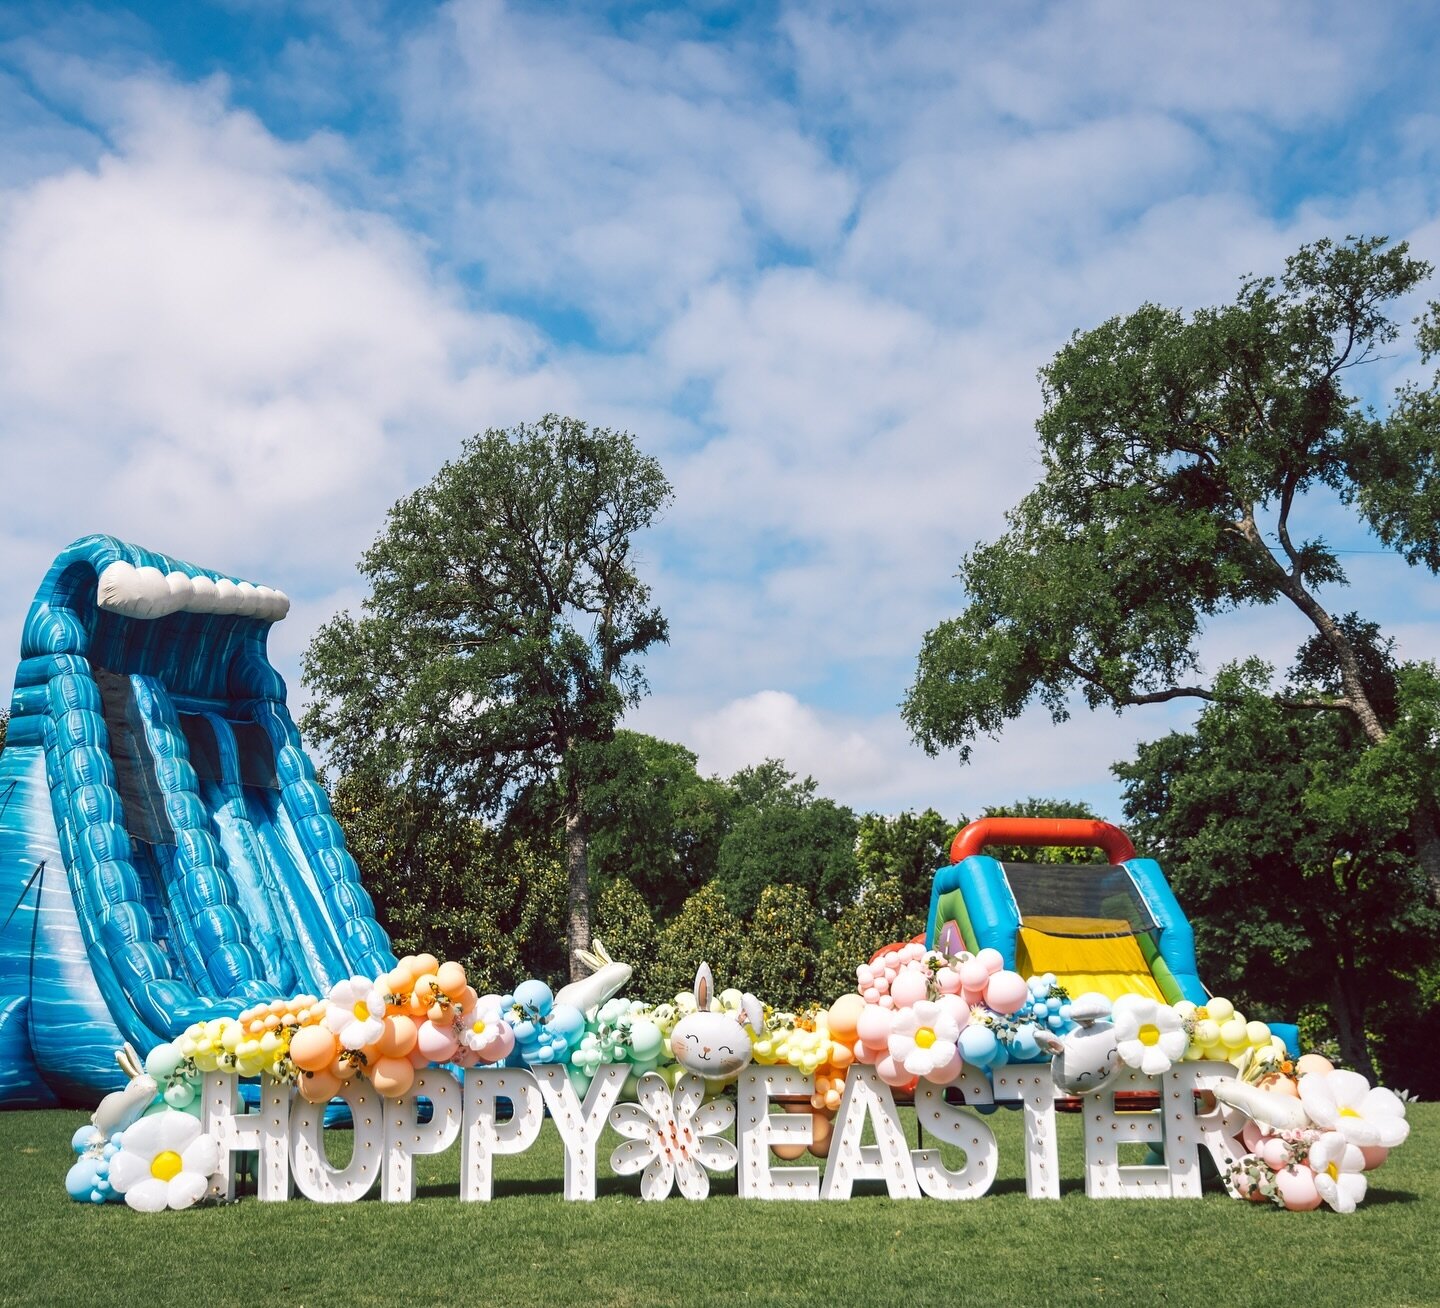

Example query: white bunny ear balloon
[693,962,714,1011]
[741,993,765,1036]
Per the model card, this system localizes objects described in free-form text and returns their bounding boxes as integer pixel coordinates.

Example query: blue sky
[2,1,1439,821]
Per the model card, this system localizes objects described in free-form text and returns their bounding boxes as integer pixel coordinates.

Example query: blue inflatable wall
[0,536,395,1107]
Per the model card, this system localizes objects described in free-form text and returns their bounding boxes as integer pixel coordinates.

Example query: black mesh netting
[94,669,174,846]
[1000,862,1156,938]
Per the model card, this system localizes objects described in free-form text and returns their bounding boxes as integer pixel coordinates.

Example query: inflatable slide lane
[925,817,1208,1007]
[0,536,395,1107]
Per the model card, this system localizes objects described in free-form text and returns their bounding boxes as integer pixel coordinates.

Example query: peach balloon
[298,1068,342,1104]
[1257,1073,1300,1099]
[1297,1053,1335,1077]
[808,1111,834,1157]
[414,953,440,975]
[371,1056,416,1097]
[1360,1145,1389,1171]
[376,1015,418,1058]
[436,961,468,997]
[827,994,866,1043]
[975,948,1004,974]
[289,1025,339,1073]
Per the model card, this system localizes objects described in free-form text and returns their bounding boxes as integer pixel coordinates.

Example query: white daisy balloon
[323,976,389,1049]
[109,1110,219,1212]
[888,1000,961,1080]
[1309,1131,1368,1213]
[1300,1069,1410,1148]
[1111,994,1188,1076]
[609,1071,737,1200]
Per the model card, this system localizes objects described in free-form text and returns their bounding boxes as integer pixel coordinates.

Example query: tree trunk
[1410,800,1440,906]
[1328,974,1374,1080]
[564,797,591,982]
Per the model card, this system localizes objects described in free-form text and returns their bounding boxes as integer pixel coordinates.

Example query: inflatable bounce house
[928,817,1205,1005]
[0,535,395,1108]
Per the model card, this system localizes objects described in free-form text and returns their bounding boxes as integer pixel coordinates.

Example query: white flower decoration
[457,994,514,1061]
[109,1110,219,1212]
[1111,994,1188,1076]
[888,1000,961,1080]
[609,1071,737,1200]
[1309,1131,1368,1213]
[1300,1068,1410,1148]
[323,976,388,1049]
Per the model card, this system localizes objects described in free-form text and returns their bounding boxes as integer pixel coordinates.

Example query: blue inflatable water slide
[0,536,395,1107]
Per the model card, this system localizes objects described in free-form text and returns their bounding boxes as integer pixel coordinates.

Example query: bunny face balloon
[669,963,765,1083]
[1034,993,1122,1097]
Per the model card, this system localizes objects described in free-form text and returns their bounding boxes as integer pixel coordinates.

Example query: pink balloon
[1360,1146,1389,1171]
[891,971,929,1008]
[873,975,890,994]
[875,1054,913,1088]
[976,948,1005,975]
[958,960,989,991]
[1260,1137,1290,1171]
[474,1024,515,1063]
[857,965,874,986]
[1241,1120,1264,1153]
[984,970,1029,1015]
[935,994,971,1028]
[925,1044,962,1084]
[935,967,961,994]
[856,1004,893,1050]
[450,1046,479,1068]
[416,1021,459,1062]
[1274,1164,1321,1211]
[862,986,881,1004]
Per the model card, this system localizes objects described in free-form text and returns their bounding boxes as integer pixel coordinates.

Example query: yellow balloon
[1206,997,1235,1023]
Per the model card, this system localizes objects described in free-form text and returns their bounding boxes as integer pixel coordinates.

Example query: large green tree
[332,771,567,991]
[512,730,734,921]
[853,808,959,921]
[905,236,1440,900]
[715,760,858,920]
[1114,647,1439,1085]
[303,415,672,978]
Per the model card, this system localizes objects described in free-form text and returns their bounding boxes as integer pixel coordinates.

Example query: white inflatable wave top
[97,561,290,623]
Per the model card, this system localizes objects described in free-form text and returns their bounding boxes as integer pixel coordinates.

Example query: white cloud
[1,0,1437,830]
[0,68,558,669]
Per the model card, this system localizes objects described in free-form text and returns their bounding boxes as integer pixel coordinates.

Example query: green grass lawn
[1,1102,1435,1308]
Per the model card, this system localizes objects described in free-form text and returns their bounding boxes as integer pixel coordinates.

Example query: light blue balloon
[1010,1024,1043,1061]
[71,1124,101,1154]
[66,1157,101,1201]
[548,1003,585,1045]
[513,979,553,1018]
[959,1024,999,1067]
